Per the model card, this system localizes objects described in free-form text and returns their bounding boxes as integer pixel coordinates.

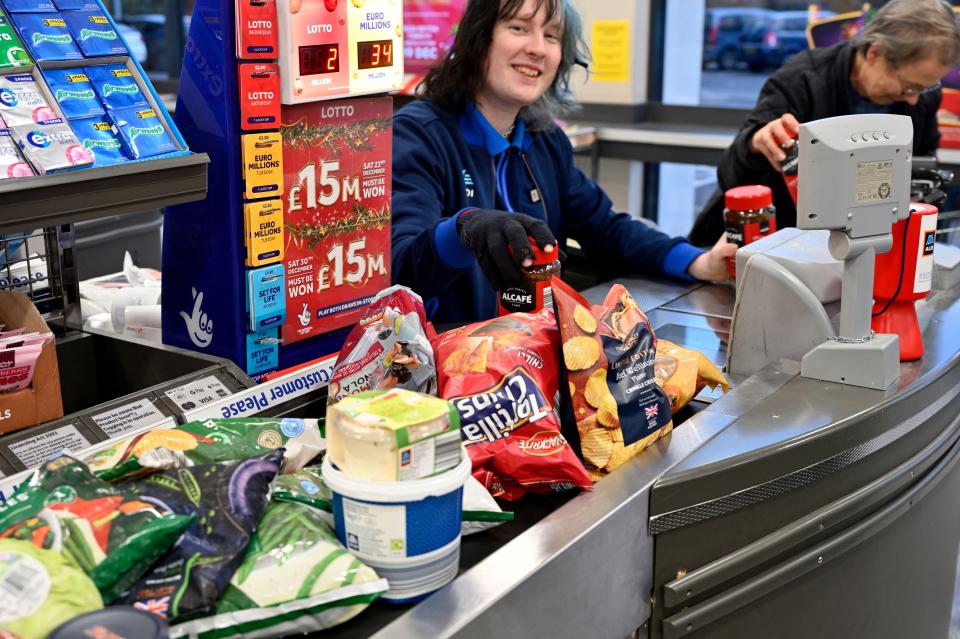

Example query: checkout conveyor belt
[310,276,960,639]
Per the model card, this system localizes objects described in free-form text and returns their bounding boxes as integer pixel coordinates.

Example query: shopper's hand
[749,113,800,171]
[456,209,556,290]
[687,235,737,283]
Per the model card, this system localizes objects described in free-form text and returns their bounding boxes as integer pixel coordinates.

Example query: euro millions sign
[280,97,392,344]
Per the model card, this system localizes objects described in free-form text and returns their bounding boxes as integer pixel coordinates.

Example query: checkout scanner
[728,114,912,390]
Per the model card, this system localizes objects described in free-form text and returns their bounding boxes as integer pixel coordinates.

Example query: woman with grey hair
[390,0,735,323]
[689,0,960,246]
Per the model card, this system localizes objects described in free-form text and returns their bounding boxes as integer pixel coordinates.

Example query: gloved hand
[456,208,557,290]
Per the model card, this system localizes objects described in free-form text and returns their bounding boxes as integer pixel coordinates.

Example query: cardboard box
[0,290,63,434]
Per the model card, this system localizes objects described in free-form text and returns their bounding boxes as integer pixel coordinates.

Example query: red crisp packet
[434,310,593,500]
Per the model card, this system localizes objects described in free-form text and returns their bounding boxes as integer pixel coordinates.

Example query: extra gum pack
[64,11,127,57]
[108,105,177,158]
[0,128,34,178]
[0,73,57,127]
[12,117,93,173]
[11,13,82,61]
[43,68,105,118]
[85,64,148,110]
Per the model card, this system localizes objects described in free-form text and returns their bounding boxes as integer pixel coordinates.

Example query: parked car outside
[703,7,771,70]
[115,22,148,65]
[739,10,836,72]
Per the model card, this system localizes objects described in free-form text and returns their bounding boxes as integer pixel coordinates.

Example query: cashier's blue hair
[420,0,591,130]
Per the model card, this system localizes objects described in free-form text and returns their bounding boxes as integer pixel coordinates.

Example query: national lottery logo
[0,88,16,107]
[129,125,163,139]
[26,131,50,148]
[79,28,118,41]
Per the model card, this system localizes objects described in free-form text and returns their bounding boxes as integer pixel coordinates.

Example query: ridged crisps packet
[434,309,592,500]
[655,339,729,413]
[552,277,673,479]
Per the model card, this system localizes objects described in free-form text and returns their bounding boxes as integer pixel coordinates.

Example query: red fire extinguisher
[872,202,938,361]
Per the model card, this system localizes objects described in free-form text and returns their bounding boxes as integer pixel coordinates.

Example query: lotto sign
[280,97,391,344]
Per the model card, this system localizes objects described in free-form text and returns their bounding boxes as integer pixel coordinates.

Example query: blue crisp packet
[108,104,176,158]
[70,115,126,166]
[85,63,147,110]
[64,11,126,57]
[43,68,104,118]
[246,263,286,332]
[3,0,55,12]
[11,13,81,60]
[52,0,99,9]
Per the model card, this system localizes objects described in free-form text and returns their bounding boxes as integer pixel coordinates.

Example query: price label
[164,375,233,412]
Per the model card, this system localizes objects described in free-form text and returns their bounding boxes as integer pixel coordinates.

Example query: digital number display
[357,40,393,70]
[299,44,339,75]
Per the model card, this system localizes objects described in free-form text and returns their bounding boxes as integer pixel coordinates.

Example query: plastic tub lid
[46,607,168,639]
[322,446,472,502]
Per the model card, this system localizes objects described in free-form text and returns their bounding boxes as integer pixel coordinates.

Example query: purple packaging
[70,115,125,166]
[109,105,176,158]
[64,11,127,57]
[43,68,104,118]
[0,128,34,177]
[0,73,57,126]
[85,63,147,110]
[2,0,55,12]
[11,12,82,60]
[11,117,93,173]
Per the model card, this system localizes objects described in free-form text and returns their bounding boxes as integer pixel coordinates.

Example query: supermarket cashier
[688,0,960,246]
[390,0,735,323]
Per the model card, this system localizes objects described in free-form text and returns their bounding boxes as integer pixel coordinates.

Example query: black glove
[456,209,557,290]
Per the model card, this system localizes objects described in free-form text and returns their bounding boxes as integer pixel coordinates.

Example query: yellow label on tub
[244,199,284,267]
[241,132,283,200]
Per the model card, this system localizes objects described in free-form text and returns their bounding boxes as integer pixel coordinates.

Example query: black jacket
[689,42,941,246]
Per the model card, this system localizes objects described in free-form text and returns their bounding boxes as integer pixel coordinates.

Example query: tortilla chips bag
[655,339,729,413]
[553,277,674,479]
[434,310,592,500]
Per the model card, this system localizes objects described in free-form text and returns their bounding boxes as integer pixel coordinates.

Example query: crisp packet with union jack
[552,277,673,481]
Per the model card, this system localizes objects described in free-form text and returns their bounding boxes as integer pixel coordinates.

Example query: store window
[108,0,193,80]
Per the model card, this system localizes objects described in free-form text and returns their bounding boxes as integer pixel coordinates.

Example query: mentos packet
[11,13,82,61]
[12,117,94,173]
[43,68,104,118]
[0,13,31,69]
[85,63,147,110]
[109,105,176,158]
[434,309,594,500]
[2,0,55,12]
[64,11,126,57]
[52,0,100,10]
[0,128,34,177]
[70,115,125,166]
[0,73,56,126]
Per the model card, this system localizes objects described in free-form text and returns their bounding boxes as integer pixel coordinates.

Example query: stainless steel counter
[323,278,960,639]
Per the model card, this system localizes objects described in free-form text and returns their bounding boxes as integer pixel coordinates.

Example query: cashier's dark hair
[419,0,590,130]
[856,0,960,68]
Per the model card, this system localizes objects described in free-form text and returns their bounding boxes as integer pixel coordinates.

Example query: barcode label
[433,430,463,475]
[542,286,554,312]
[137,446,190,472]
[0,553,50,621]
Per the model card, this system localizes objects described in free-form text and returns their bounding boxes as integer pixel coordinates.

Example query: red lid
[725,185,773,211]
[527,240,558,266]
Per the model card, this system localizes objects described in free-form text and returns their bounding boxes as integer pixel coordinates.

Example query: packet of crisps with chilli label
[552,277,673,480]
[43,68,105,118]
[0,129,35,178]
[0,73,57,127]
[109,105,177,158]
[70,115,126,166]
[435,309,593,500]
[11,13,82,61]
[12,117,93,173]
[85,64,148,110]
